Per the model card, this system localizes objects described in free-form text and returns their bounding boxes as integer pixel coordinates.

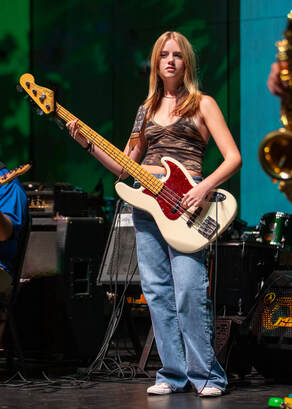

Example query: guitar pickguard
[142,160,194,220]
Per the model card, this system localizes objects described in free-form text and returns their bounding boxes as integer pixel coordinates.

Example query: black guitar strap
[129,105,148,149]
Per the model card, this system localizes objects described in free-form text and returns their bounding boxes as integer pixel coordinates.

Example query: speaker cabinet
[16,217,109,362]
[57,217,107,295]
[21,217,57,278]
[210,241,277,315]
[98,201,140,286]
[249,270,292,380]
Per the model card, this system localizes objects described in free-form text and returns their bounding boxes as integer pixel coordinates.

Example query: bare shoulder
[199,95,219,113]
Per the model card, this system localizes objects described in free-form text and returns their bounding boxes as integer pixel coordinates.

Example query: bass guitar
[0,163,31,185]
[19,73,237,253]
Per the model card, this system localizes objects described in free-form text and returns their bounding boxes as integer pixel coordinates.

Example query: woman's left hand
[181,182,211,209]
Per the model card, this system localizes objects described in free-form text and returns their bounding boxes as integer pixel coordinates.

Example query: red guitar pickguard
[142,160,194,220]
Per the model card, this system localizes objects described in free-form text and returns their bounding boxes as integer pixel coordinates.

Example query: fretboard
[56,103,163,195]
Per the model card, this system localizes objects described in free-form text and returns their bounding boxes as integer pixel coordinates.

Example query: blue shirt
[0,168,28,276]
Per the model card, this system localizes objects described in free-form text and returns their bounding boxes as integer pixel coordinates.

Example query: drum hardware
[237,298,243,316]
[258,212,292,251]
[240,229,261,242]
[219,218,248,241]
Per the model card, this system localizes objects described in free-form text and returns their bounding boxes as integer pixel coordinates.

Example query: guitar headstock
[19,73,55,115]
[0,163,32,185]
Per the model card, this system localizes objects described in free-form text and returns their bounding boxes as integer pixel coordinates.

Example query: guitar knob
[45,104,50,111]
[25,81,30,88]
[32,89,37,96]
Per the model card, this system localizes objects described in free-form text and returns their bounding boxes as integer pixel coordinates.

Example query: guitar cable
[197,195,220,394]
[87,201,139,376]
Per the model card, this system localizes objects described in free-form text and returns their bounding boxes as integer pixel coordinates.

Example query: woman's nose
[168,54,175,64]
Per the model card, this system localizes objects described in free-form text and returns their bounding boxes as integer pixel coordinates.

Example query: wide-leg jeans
[132,178,227,392]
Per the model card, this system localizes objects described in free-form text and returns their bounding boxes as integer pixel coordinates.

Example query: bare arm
[267,62,286,96]
[182,95,242,208]
[66,119,146,178]
[0,212,13,242]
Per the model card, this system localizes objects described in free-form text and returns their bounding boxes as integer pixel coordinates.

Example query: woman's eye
[174,53,182,58]
[160,52,168,57]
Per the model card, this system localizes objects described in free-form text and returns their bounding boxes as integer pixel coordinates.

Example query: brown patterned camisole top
[142,116,207,174]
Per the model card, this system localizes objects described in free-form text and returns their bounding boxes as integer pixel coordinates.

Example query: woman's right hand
[66,119,88,148]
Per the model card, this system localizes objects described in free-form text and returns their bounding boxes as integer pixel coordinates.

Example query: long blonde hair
[144,31,201,118]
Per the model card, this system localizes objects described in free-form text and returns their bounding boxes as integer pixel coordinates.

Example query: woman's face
[158,38,185,83]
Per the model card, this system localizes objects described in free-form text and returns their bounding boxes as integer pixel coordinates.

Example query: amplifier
[22,216,107,281]
[249,270,292,380]
[21,217,57,278]
[97,201,140,285]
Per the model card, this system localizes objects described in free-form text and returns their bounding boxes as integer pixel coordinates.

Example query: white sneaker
[198,387,222,397]
[147,383,172,395]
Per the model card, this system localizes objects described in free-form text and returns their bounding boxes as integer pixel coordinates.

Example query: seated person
[0,161,28,345]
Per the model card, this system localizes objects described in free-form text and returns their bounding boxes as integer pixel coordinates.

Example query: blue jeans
[132,175,227,392]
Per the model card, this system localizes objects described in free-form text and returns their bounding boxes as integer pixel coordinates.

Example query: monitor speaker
[97,200,140,285]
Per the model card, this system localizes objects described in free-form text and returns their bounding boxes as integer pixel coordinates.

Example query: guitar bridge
[198,216,219,239]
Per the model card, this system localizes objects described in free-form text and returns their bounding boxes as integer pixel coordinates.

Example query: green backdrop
[2,0,240,209]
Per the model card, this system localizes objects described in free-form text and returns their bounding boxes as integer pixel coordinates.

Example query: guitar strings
[57,106,213,233]
[57,106,210,232]
[57,106,206,228]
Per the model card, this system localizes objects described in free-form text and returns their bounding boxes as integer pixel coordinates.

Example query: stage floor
[0,372,291,409]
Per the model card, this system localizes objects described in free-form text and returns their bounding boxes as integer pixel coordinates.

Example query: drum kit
[240,211,292,266]
[257,212,292,251]
[233,212,292,251]
[209,211,292,318]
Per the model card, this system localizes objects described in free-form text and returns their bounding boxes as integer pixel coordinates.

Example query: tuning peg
[16,84,24,93]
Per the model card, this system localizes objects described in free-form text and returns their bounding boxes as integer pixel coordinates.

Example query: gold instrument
[259,10,292,201]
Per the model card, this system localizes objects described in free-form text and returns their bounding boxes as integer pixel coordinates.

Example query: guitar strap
[129,105,148,149]
[116,105,148,182]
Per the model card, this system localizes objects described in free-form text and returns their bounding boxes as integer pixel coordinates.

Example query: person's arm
[267,62,287,96]
[181,95,242,208]
[0,212,13,242]
[66,119,146,179]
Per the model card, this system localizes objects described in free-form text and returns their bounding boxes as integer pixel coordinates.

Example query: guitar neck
[56,103,163,195]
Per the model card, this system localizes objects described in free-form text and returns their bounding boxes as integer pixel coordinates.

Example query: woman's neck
[162,78,181,98]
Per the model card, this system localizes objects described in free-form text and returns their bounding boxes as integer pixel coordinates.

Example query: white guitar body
[115,157,237,253]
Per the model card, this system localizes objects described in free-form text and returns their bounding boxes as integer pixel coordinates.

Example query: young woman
[66,31,242,397]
